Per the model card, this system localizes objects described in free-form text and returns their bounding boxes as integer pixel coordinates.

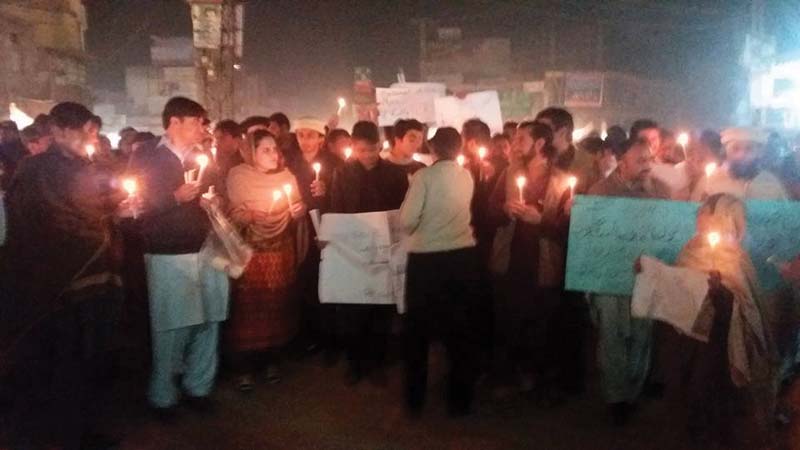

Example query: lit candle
[567,175,578,198]
[210,145,218,163]
[122,178,138,219]
[196,154,210,183]
[516,175,527,203]
[412,153,422,162]
[344,146,353,160]
[477,146,487,160]
[705,162,717,179]
[708,231,721,270]
[677,132,689,148]
[313,162,321,181]
[283,183,294,209]
[337,97,347,115]
[456,154,466,167]
[270,189,282,213]
[383,140,390,150]
[85,143,96,160]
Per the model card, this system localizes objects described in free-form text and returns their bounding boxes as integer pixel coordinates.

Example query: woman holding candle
[226,129,306,391]
[488,121,572,400]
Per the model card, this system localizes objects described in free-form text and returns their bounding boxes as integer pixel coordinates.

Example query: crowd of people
[1,96,800,450]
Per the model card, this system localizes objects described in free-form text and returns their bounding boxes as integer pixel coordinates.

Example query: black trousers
[9,294,119,450]
[404,247,480,413]
[297,249,337,352]
[339,304,394,375]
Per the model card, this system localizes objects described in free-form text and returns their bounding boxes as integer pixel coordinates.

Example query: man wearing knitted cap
[286,117,344,356]
[691,127,788,201]
[2,102,127,449]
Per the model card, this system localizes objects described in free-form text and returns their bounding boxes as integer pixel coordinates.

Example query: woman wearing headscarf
[488,121,572,400]
[226,130,306,391]
[667,193,775,447]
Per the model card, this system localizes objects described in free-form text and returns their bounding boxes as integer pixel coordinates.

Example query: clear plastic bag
[200,196,253,279]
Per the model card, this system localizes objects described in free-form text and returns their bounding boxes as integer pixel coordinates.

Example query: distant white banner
[434,90,503,133]
[376,83,446,126]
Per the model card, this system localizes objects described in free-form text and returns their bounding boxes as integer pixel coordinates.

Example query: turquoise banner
[565,196,800,295]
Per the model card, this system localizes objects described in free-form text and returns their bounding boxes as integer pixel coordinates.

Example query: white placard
[631,256,710,341]
[434,90,503,133]
[318,210,408,312]
[376,83,445,126]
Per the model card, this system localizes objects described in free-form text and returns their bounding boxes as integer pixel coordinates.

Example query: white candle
[270,189,282,213]
[210,145,218,163]
[704,162,717,179]
[677,132,689,148]
[313,162,321,181]
[567,176,578,197]
[456,154,466,167]
[477,146,487,160]
[85,143,96,160]
[708,231,721,270]
[196,154,210,183]
[122,178,138,219]
[337,97,346,115]
[344,147,353,160]
[283,184,294,209]
[516,175,527,203]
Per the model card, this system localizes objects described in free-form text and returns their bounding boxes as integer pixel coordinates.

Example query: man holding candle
[587,137,670,425]
[487,121,573,401]
[691,127,788,201]
[127,97,228,419]
[2,102,125,449]
[286,117,343,357]
[329,121,409,385]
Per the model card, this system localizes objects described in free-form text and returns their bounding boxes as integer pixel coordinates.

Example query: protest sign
[434,90,503,133]
[318,210,408,312]
[376,83,445,126]
[565,196,800,295]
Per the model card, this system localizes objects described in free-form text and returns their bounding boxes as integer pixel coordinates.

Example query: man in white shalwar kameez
[129,97,229,416]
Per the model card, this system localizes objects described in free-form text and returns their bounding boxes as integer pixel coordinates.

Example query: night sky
[84,0,800,127]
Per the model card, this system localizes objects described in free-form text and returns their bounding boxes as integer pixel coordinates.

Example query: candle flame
[337,97,346,108]
[196,154,209,169]
[344,147,353,159]
[567,176,578,189]
[122,178,137,196]
[211,146,217,158]
[456,154,466,167]
[677,132,689,147]
[412,153,422,162]
[85,144,96,157]
[516,175,527,189]
[478,146,487,160]
[707,231,721,248]
[383,140,390,150]
[705,162,717,178]
[282,184,292,196]
[312,162,321,174]
[273,190,282,201]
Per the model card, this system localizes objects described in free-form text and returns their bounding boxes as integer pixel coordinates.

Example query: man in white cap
[286,117,344,358]
[691,127,788,201]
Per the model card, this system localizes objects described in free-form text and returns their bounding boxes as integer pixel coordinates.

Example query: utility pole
[187,0,243,119]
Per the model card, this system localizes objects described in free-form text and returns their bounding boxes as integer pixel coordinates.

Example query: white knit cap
[720,127,767,147]
[293,117,326,136]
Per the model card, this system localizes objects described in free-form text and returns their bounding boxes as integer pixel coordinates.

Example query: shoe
[237,375,255,393]
[150,406,179,424]
[184,395,216,414]
[80,432,120,450]
[265,366,282,385]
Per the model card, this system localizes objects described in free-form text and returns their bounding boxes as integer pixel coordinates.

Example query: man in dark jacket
[329,121,408,384]
[128,97,228,418]
[2,102,124,450]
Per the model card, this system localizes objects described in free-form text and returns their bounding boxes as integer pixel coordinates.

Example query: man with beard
[691,127,788,201]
